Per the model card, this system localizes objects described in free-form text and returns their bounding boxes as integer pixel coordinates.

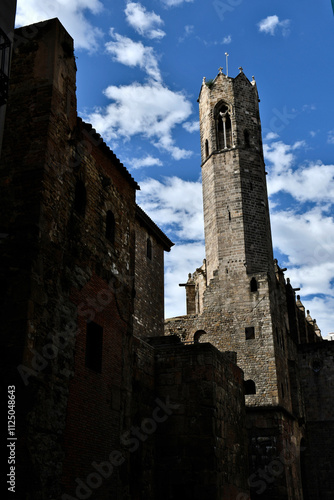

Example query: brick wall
[297,342,334,500]
[0,19,138,499]
[134,215,166,338]
[150,337,249,500]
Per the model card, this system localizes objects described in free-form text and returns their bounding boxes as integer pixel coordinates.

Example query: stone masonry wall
[134,218,166,338]
[149,337,250,500]
[297,341,334,500]
[246,409,305,500]
[0,20,138,499]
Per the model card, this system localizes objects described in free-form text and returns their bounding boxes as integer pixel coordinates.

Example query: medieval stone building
[0,17,333,500]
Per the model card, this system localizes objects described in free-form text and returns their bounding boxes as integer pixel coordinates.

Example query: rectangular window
[85,322,103,372]
[245,326,255,340]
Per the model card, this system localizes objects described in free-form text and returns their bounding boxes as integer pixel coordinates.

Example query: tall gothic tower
[199,67,274,282]
[165,67,322,498]
[196,68,288,408]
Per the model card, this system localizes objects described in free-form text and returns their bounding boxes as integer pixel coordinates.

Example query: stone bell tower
[199,67,274,283]
[166,67,324,500]
[168,68,295,411]
[195,67,285,407]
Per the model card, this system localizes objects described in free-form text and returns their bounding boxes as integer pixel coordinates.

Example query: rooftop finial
[218,67,223,74]
[202,76,206,84]
[238,66,243,73]
[225,52,229,77]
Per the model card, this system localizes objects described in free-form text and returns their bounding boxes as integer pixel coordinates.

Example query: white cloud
[137,176,205,319]
[270,208,334,336]
[165,242,205,318]
[304,296,334,339]
[129,155,163,169]
[161,0,194,6]
[182,120,199,133]
[264,140,300,175]
[264,138,334,336]
[125,2,165,39]
[178,24,194,42]
[327,130,334,144]
[265,140,334,203]
[106,30,162,82]
[223,35,232,44]
[265,131,279,141]
[87,82,193,160]
[258,15,290,36]
[137,176,204,241]
[16,0,103,51]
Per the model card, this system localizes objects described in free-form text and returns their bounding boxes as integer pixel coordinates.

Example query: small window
[245,326,255,340]
[194,330,206,343]
[205,140,209,158]
[244,129,250,148]
[147,238,152,260]
[250,277,258,292]
[244,380,256,395]
[85,322,103,372]
[106,210,115,243]
[74,180,86,216]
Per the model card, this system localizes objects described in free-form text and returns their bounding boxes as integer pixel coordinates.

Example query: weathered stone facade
[1,17,333,500]
[1,19,252,500]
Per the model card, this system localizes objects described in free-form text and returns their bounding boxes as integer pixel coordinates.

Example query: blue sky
[16,0,334,336]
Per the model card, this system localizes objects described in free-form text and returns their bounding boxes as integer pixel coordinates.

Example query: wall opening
[245,326,255,340]
[106,210,115,243]
[147,238,152,260]
[250,277,258,292]
[244,129,250,148]
[194,330,206,343]
[205,139,209,158]
[74,179,86,216]
[85,322,103,373]
[244,379,256,395]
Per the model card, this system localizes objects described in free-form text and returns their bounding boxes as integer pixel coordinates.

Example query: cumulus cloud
[125,2,165,39]
[182,120,199,133]
[137,176,205,318]
[164,242,205,318]
[327,130,334,144]
[258,15,290,36]
[137,176,204,241]
[16,0,103,51]
[106,30,162,82]
[223,35,232,44]
[87,82,193,160]
[129,155,163,170]
[178,24,194,42]
[265,140,334,203]
[270,208,334,336]
[161,0,194,6]
[264,138,334,336]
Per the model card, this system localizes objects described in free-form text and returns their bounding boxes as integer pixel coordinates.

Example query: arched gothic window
[216,103,232,150]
